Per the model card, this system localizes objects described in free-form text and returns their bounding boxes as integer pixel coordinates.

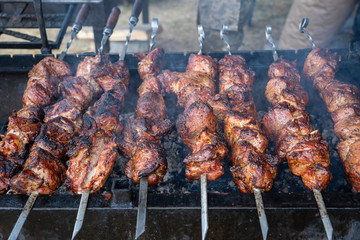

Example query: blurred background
[0,0,356,55]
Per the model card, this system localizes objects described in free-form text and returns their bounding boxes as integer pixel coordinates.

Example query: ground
[0,0,354,55]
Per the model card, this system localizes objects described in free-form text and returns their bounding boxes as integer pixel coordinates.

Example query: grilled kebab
[65,54,129,194]
[10,53,129,194]
[158,53,228,181]
[303,48,360,191]
[119,48,172,185]
[0,57,73,193]
[217,55,278,193]
[262,58,332,190]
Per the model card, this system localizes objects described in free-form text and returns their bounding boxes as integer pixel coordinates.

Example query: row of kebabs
[0,47,358,197]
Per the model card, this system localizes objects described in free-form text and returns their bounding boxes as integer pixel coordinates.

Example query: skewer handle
[98,7,121,53]
[120,0,144,60]
[130,0,144,26]
[105,7,121,31]
[58,4,90,60]
[200,174,208,240]
[8,192,38,240]
[74,4,90,26]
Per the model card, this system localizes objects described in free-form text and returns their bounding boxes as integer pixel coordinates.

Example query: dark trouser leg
[202,29,244,53]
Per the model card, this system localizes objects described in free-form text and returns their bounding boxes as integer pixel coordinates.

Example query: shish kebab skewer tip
[70,8,121,240]
[8,5,91,240]
[265,23,333,240]
[135,18,159,240]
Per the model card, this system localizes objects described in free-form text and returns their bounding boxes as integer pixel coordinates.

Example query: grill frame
[0,48,360,239]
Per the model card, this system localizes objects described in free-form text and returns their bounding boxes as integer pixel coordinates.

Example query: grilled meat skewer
[66,53,129,194]
[119,48,172,185]
[0,57,73,193]
[10,72,101,194]
[303,47,360,191]
[217,55,278,193]
[158,53,228,181]
[262,58,332,190]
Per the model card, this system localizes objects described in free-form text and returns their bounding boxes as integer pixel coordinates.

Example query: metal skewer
[70,8,121,240]
[135,18,159,240]
[220,24,231,55]
[299,18,316,49]
[120,0,144,61]
[200,173,208,240]
[149,18,158,52]
[135,177,148,239]
[98,7,121,53]
[298,18,333,240]
[196,24,208,240]
[266,23,333,240]
[71,191,89,240]
[221,25,268,240]
[313,189,333,240]
[265,25,278,61]
[8,5,92,240]
[254,188,268,240]
[58,3,90,61]
[197,24,205,55]
[8,192,38,240]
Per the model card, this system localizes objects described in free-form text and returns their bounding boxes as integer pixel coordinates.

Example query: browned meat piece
[218,55,278,193]
[262,58,332,191]
[82,90,124,137]
[337,138,360,192]
[303,47,340,81]
[76,53,130,89]
[10,65,114,194]
[0,107,43,160]
[0,154,20,193]
[66,132,118,194]
[179,101,227,181]
[158,53,228,181]
[10,147,66,194]
[23,57,73,107]
[119,48,171,185]
[58,76,102,109]
[303,48,360,191]
[0,57,73,193]
[268,58,301,80]
[66,54,130,193]
[31,117,80,160]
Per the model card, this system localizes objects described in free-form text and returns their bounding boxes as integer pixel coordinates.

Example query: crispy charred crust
[303,48,360,191]
[0,57,73,191]
[157,52,228,181]
[11,147,66,194]
[219,55,277,193]
[65,53,130,193]
[262,57,332,191]
[120,48,170,185]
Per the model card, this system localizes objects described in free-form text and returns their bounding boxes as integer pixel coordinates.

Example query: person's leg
[279,0,357,49]
[202,29,244,53]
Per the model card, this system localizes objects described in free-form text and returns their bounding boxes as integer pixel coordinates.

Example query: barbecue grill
[0,48,360,239]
